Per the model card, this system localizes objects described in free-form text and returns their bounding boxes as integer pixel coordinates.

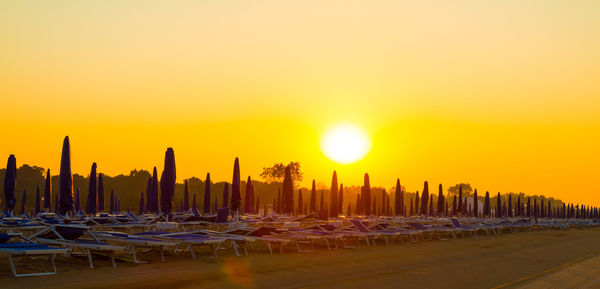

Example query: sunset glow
[1,1,599,206]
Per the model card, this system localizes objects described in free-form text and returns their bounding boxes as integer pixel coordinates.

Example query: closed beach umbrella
[329,171,338,217]
[458,185,463,215]
[151,167,159,212]
[222,183,229,208]
[338,184,344,214]
[98,173,105,211]
[282,166,294,214]
[35,186,41,214]
[86,163,98,214]
[320,190,324,212]
[110,190,115,212]
[145,177,152,213]
[44,169,52,211]
[19,190,26,216]
[484,191,490,217]
[203,173,211,214]
[54,194,59,213]
[420,181,429,216]
[138,192,144,215]
[508,194,513,217]
[75,188,80,212]
[297,189,303,214]
[473,189,478,218]
[160,148,176,214]
[230,157,241,215]
[244,176,252,214]
[310,180,316,213]
[394,179,402,216]
[183,180,190,212]
[214,196,218,214]
[363,174,371,216]
[437,184,444,215]
[3,154,17,214]
[58,136,74,215]
[496,193,502,218]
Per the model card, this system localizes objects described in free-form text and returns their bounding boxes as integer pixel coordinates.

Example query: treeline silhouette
[1,163,568,216]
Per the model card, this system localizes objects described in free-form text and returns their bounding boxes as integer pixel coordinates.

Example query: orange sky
[1,1,599,205]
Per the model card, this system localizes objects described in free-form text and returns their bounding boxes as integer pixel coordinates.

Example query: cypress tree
[484,191,490,217]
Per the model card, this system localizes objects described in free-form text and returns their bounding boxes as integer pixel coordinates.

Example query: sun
[320,124,371,164]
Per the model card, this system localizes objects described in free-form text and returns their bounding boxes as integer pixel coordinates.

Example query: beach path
[1,228,599,289]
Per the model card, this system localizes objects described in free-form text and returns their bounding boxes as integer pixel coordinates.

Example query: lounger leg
[160,247,165,262]
[232,242,240,257]
[131,245,140,263]
[87,249,94,269]
[50,254,57,275]
[189,245,196,259]
[8,254,17,277]
[110,252,116,269]
[325,239,331,250]
[267,242,273,255]
[212,244,218,258]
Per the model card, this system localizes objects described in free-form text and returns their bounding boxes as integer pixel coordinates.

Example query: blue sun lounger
[0,233,69,277]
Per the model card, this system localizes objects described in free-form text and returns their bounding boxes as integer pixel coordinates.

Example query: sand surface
[1,229,599,289]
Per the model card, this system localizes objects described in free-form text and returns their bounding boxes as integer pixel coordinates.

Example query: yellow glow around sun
[320,124,371,164]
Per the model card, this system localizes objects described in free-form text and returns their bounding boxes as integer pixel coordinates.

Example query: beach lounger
[31,224,127,268]
[94,231,177,263]
[408,222,456,240]
[450,218,479,237]
[135,231,227,259]
[0,233,69,277]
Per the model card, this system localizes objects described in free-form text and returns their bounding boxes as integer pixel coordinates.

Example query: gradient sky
[1,1,599,205]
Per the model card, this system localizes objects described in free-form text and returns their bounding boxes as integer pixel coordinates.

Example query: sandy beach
[1,228,598,289]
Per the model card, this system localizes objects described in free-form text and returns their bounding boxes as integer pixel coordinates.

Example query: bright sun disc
[320,124,371,164]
